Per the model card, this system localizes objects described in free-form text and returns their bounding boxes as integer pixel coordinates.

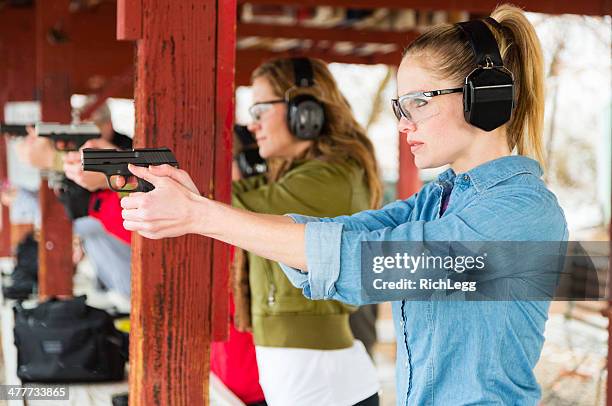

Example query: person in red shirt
[209,127,267,405]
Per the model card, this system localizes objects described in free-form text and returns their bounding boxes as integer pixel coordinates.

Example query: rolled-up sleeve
[279,197,420,305]
[279,214,343,301]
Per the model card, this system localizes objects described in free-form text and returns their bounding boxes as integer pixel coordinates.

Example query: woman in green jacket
[230,57,382,405]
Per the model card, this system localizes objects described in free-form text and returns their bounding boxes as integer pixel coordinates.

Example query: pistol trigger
[105,176,117,192]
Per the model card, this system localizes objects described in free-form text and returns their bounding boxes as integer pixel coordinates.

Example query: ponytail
[490,4,546,166]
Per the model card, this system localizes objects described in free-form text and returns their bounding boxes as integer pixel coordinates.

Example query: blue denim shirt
[279,156,569,405]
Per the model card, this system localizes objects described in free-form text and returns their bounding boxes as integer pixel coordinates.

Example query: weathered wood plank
[36,0,73,298]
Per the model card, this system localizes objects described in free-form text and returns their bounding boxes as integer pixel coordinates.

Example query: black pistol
[36,122,101,151]
[0,123,29,137]
[81,147,179,193]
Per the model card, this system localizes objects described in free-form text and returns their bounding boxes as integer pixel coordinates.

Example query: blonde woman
[122,5,567,404]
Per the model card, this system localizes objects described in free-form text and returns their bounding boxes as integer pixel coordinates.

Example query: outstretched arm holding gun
[4,122,102,170]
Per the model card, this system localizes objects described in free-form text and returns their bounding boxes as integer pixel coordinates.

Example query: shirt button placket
[400,300,412,400]
[400,319,408,368]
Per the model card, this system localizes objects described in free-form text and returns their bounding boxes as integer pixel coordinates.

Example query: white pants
[256,340,379,406]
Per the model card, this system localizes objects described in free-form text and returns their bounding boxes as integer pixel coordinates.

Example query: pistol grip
[137,178,155,193]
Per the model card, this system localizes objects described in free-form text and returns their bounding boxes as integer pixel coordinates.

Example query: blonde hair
[403,4,545,166]
[252,58,383,208]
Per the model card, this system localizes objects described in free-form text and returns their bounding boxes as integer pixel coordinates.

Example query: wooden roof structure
[0,0,610,404]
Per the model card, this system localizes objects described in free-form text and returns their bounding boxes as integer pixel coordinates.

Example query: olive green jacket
[232,158,371,349]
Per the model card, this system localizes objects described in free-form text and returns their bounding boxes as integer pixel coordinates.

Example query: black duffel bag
[13,296,127,383]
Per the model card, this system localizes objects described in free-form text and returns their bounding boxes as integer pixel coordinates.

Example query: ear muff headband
[293,57,315,87]
[286,58,325,140]
[457,19,504,68]
[456,19,515,132]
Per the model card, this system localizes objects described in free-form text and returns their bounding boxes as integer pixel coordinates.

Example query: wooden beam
[36,0,74,298]
[237,0,612,16]
[397,133,422,200]
[211,0,236,342]
[237,22,418,47]
[236,48,399,86]
[128,0,228,403]
[117,0,142,40]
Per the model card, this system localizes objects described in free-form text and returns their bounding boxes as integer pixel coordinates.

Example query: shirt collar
[437,156,543,193]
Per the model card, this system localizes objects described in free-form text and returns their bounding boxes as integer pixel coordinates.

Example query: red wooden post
[0,12,8,256]
[0,137,9,257]
[36,0,73,298]
[397,133,422,200]
[118,0,232,403]
[0,5,37,256]
[211,0,237,342]
[0,69,10,257]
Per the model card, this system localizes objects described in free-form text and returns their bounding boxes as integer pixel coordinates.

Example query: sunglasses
[391,87,463,123]
[248,99,285,122]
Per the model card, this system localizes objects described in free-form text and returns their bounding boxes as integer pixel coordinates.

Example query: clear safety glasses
[248,99,285,122]
[391,87,463,124]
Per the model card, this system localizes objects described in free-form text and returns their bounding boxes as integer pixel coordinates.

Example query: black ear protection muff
[286,58,326,140]
[456,18,515,132]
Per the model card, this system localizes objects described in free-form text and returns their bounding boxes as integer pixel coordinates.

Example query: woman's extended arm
[195,198,308,269]
[120,164,308,270]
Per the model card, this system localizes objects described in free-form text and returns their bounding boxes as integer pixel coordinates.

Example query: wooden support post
[0,136,10,257]
[211,0,237,342]
[118,0,232,403]
[397,133,422,200]
[36,0,73,298]
[0,16,8,257]
[0,5,37,256]
[0,91,10,258]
